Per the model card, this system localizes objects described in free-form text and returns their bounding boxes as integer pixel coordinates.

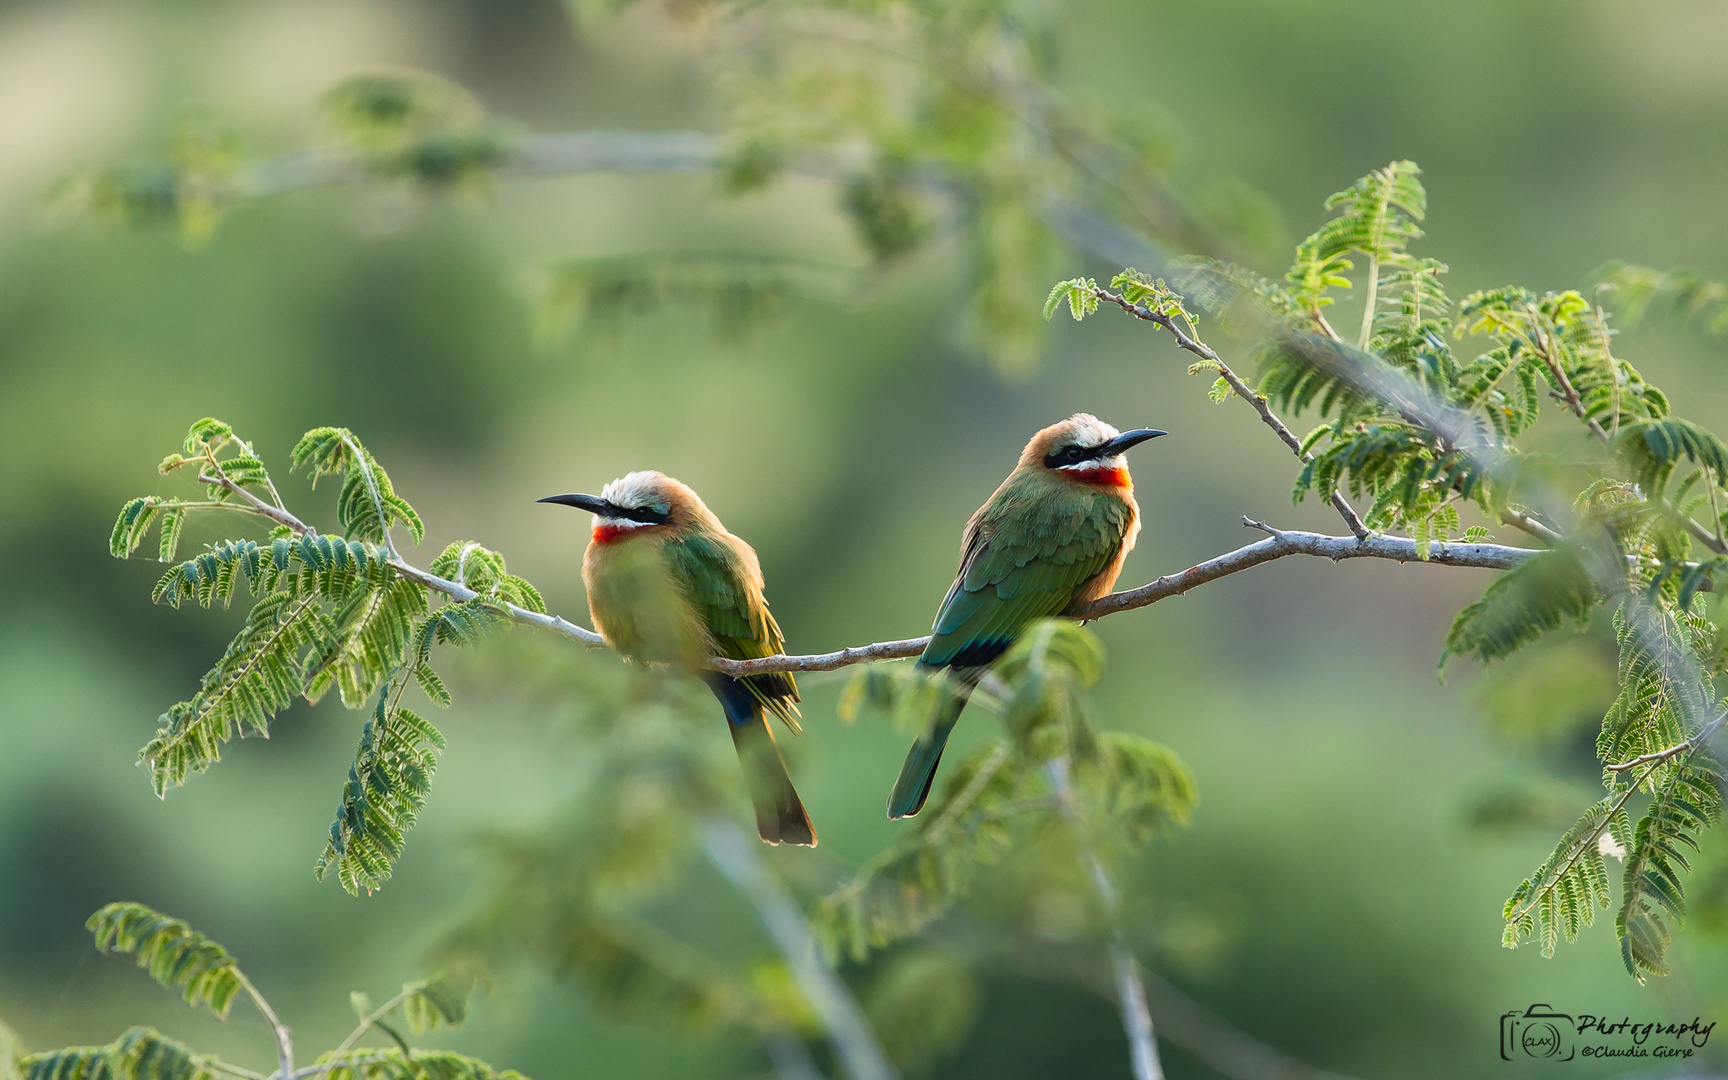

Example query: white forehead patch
[1066,413,1120,449]
[592,470,670,529]
[599,471,665,510]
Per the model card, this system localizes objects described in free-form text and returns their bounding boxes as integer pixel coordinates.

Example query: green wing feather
[660,530,800,724]
[924,488,1130,669]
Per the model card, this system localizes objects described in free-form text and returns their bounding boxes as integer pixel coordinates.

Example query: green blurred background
[2,1,1727,1076]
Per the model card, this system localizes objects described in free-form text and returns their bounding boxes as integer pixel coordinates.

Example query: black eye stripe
[604,501,671,524]
[1042,443,1103,468]
[620,504,670,524]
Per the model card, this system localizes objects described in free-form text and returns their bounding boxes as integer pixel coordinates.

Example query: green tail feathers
[706,674,813,845]
[729,715,816,845]
[888,685,971,819]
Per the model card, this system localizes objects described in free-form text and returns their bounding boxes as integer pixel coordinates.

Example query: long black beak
[1100,428,1167,456]
[537,493,616,516]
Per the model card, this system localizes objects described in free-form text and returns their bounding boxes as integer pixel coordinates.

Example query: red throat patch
[1065,466,1131,488]
[591,523,638,545]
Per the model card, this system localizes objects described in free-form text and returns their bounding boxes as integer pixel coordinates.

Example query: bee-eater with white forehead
[540,472,815,846]
[888,414,1166,819]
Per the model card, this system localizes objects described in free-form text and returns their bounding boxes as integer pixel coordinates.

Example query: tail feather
[706,675,816,846]
[887,677,973,819]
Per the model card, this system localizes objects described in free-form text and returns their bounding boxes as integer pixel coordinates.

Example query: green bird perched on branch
[889,414,1166,819]
[541,472,816,846]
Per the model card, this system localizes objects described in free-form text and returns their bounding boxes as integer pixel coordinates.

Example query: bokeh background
[2,1,1727,1077]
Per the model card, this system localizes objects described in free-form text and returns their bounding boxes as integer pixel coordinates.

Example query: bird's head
[1021,413,1166,488]
[538,470,702,543]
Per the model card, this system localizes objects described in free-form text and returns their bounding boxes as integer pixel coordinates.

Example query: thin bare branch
[1086,285,1370,539]
[237,132,725,198]
[1077,520,1533,621]
[1045,754,1164,1080]
[1678,507,1728,556]
[698,818,901,1080]
[191,465,1533,678]
[196,468,608,649]
[720,526,1536,674]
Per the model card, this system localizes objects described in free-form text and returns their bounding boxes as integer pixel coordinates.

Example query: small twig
[210,1062,274,1080]
[298,988,415,1080]
[1045,757,1163,1080]
[1087,285,1370,539]
[370,1020,412,1059]
[1523,302,1613,445]
[698,819,902,1080]
[233,972,293,1080]
[1706,468,1727,555]
[1356,178,1393,351]
[1508,707,1724,926]
[1590,293,1623,439]
[1603,712,1726,773]
[341,435,401,562]
[997,940,1364,1080]
[1666,501,1728,557]
[1501,507,1563,545]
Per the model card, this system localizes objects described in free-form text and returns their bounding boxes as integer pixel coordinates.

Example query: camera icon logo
[1501,1005,1577,1061]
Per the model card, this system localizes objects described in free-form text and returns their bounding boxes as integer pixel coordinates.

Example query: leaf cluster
[113,421,541,893]
[52,0,1272,376]
[14,904,522,1080]
[815,622,1195,963]
[320,72,516,193]
[1063,161,1728,980]
[86,904,243,1018]
[538,253,821,345]
[1594,261,1728,337]
[46,114,240,246]
[20,1028,215,1080]
[436,665,814,1039]
[311,1050,525,1080]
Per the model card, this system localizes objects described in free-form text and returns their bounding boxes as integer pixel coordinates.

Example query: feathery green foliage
[1617,755,1724,979]
[539,254,837,345]
[317,688,447,895]
[1443,551,1597,667]
[1594,261,1728,337]
[422,658,824,1040]
[321,72,514,193]
[24,905,525,1080]
[1063,160,1728,978]
[862,949,983,1075]
[46,113,240,245]
[113,420,537,892]
[399,974,478,1034]
[21,1029,215,1080]
[816,738,1036,961]
[817,623,1195,963]
[1502,797,1628,960]
[291,427,424,545]
[1617,417,1728,505]
[312,1050,526,1080]
[86,904,243,1019]
[51,0,1281,373]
